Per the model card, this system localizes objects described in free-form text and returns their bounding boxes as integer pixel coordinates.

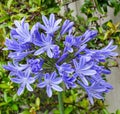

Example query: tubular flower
[38,72,63,97]
[11,71,35,96]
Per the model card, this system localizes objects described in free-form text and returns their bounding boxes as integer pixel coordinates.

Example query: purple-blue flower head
[11,71,35,96]
[38,71,63,97]
[92,65,111,75]
[4,58,44,76]
[85,49,106,62]
[82,30,97,44]
[3,14,118,104]
[5,38,21,51]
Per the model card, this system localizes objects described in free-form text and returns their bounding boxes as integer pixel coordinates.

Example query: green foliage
[81,0,120,16]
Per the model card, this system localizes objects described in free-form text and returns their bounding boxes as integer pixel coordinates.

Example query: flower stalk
[58,92,64,114]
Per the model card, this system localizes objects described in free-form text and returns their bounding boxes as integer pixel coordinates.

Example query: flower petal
[42,15,49,26]
[46,85,52,97]
[11,78,22,84]
[28,77,35,84]
[79,57,85,68]
[49,14,55,26]
[82,70,96,75]
[52,78,62,84]
[73,59,78,69]
[17,83,25,96]
[25,70,31,78]
[47,49,53,58]
[38,82,46,88]
[81,77,89,86]
[34,48,46,55]
[51,84,63,92]
[26,83,33,91]
[38,23,47,31]
[54,19,62,27]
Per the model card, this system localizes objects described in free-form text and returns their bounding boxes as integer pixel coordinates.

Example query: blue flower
[8,51,33,61]
[5,38,33,61]
[92,65,111,75]
[5,38,21,51]
[89,74,113,93]
[52,46,61,58]
[56,63,74,75]
[11,18,37,44]
[4,58,44,76]
[73,56,96,85]
[38,71,63,97]
[81,30,97,44]
[85,40,118,62]
[28,58,44,73]
[74,30,97,47]
[62,73,76,89]
[74,44,87,56]
[78,80,107,105]
[60,20,74,35]
[100,40,118,57]
[37,14,62,36]
[34,33,58,58]
[85,49,106,62]
[5,36,34,61]
[11,71,35,96]
[64,35,75,53]
[3,61,27,76]
[57,52,69,64]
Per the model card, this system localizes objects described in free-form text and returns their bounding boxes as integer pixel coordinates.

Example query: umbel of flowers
[4,14,118,105]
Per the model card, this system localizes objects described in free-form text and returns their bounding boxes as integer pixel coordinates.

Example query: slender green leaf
[4,92,7,103]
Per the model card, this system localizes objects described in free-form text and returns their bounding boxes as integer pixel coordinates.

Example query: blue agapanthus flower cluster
[4,14,118,104]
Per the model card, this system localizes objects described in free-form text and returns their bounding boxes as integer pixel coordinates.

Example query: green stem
[58,92,64,114]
